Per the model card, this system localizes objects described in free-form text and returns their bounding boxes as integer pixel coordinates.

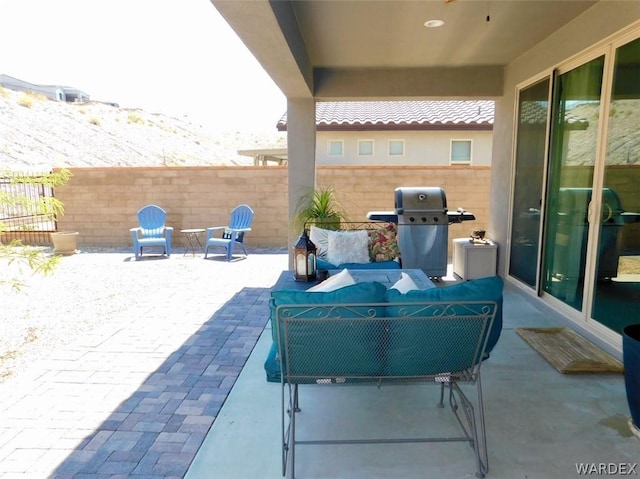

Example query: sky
[0,0,287,133]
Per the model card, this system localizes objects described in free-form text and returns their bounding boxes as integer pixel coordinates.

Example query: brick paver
[0,250,287,478]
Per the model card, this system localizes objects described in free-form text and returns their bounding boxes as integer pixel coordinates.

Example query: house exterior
[0,74,90,103]
[277,100,494,166]
[214,1,639,355]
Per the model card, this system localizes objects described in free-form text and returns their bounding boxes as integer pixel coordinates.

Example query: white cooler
[453,238,498,280]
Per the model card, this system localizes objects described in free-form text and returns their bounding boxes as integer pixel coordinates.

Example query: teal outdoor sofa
[264,275,504,478]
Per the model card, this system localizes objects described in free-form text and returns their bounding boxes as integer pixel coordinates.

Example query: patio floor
[186,273,639,479]
[0,249,637,478]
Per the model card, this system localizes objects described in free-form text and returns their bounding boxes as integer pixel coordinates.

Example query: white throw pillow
[327,230,370,266]
[309,226,330,258]
[390,272,419,294]
[307,268,355,292]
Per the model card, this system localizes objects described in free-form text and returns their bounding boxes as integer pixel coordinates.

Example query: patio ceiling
[211,0,598,99]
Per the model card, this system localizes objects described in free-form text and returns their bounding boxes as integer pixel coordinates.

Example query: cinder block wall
[54,166,491,253]
[317,165,491,244]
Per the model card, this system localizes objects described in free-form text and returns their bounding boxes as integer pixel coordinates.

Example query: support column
[286,98,316,265]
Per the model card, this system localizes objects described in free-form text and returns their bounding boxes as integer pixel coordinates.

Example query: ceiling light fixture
[424,19,445,28]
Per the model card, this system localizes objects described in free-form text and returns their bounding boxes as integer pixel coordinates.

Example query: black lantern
[293,229,317,281]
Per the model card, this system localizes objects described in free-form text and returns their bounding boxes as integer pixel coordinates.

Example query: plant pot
[50,231,79,255]
[314,217,341,230]
[623,324,640,437]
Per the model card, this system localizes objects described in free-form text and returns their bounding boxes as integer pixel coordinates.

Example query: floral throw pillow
[368,223,399,262]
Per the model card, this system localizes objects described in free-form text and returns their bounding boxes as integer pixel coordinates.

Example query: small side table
[453,238,498,280]
[181,228,206,256]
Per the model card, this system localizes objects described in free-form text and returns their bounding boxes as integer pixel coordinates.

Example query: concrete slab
[186,282,639,479]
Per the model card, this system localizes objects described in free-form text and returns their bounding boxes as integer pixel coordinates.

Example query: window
[358,140,374,156]
[388,140,404,156]
[327,140,343,157]
[450,140,472,164]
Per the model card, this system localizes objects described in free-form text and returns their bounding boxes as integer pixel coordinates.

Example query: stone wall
[50,165,491,254]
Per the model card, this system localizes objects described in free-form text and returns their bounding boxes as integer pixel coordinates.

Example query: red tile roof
[277,100,495,131]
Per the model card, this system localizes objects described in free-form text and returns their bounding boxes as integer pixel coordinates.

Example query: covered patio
[211,0,640,357]
[187,267,636,479]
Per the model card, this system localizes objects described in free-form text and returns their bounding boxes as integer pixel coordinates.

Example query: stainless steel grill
[395,187,449,277]
[368,187,475,278]
[554,187,640,282]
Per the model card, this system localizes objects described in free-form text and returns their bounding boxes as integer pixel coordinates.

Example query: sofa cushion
[311,223,400,268]
[385,276,504,365]
[307,268,355,292]
[267,281,388,381]
[317,258,400,271]
[264,342,281,382]
[327,229,370,266]
[389,272,419,294]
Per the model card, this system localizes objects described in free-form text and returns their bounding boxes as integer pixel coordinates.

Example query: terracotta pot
[50,231,79,255]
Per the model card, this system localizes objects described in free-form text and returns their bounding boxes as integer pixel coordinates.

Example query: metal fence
[0,171,57,245]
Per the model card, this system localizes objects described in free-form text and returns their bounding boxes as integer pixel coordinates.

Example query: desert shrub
[17,92,34,108]
[127,113,145,125]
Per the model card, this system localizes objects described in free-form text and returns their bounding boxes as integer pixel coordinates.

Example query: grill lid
[394,187,447,214]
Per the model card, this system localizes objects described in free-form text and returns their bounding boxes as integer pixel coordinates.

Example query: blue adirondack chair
[204,205,254,261]
[130,205,173,260]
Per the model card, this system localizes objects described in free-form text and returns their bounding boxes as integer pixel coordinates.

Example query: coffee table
[273,268,434,291]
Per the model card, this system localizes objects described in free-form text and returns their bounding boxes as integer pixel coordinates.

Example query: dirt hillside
[0,87,286,170]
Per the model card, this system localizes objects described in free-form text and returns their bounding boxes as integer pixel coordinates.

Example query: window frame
[450,139,473,165]
[327,139,344,157]
[388,139,405,157]
[357,139,374,157]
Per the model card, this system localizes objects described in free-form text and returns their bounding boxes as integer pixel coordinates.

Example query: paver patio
[0,249,286,478]
[0,249,637,478]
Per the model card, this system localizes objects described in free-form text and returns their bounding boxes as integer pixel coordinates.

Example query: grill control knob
[409,217,415,223]
[433,217,439,222]
[421,217,427,223]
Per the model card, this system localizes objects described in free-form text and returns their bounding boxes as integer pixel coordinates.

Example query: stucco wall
[491,6,640,276]
[51,165,491,256]
[316,130,493,166]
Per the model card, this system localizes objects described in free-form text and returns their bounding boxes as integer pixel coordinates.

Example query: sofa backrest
[309,221,400,269]
[275,300,497,384]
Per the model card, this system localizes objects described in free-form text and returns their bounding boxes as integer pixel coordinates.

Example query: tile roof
[277,100,495,131]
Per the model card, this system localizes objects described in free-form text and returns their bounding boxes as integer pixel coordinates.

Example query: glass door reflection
[591,37,640,333]
[542,56,605,310]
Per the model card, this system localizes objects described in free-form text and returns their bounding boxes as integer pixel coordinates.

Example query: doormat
[516,327,623,374]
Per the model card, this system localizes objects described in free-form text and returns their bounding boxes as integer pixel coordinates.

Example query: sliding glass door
[591,36,640,333]
[509,79,550,287]
[509,30,640,338]
[542,55,605,311]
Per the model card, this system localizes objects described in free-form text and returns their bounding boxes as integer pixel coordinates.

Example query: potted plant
[293,185,348,231]
[623,324,640,438]
[41,169,77,255]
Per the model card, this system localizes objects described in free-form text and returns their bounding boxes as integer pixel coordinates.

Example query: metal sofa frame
[275,301,497,479]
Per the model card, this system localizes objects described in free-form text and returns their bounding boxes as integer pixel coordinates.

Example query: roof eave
[277,123,493,132]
